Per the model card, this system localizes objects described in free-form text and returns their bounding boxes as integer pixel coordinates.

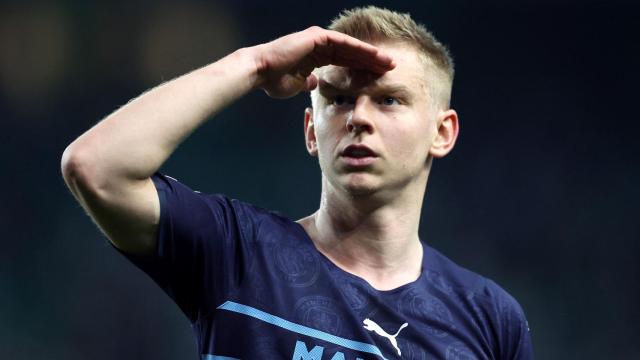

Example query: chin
[322,171,384,198]
[343,184,377,197]
[341,175,381,197]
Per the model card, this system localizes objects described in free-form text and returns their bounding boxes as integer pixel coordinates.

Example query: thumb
[303,74,318,91]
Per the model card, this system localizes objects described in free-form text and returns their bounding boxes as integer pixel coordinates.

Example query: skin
[298,43,459,290]
[61,26,394,255]
[60,26,457,292]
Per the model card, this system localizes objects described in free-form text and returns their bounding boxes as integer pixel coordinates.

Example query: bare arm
[60,27,394,255]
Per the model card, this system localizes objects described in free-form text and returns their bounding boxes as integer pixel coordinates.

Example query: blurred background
[1,0,638,358]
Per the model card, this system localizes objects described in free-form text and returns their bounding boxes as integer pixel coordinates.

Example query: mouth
[340,144,379,166]
[341,144,378,157]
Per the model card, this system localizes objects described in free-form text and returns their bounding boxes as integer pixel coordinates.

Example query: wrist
[234,45,268,92]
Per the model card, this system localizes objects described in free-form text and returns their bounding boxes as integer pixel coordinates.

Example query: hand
[253,26,395,99]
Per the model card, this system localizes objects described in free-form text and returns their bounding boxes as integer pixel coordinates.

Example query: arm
[60,26,394,255]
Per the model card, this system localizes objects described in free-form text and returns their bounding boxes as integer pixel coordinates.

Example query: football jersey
[119,173,534,359]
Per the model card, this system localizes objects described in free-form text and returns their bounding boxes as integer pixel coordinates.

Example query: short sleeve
[504,299,534,359]
[117,172,253,323]
[488,281,535,359]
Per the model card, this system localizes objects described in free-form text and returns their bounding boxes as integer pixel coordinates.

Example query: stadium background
[1,0,638,358]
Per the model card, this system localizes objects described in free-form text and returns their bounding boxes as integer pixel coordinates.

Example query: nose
[346,97,374,134]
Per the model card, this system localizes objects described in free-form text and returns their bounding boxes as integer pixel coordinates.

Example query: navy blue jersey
[120,173,534,360]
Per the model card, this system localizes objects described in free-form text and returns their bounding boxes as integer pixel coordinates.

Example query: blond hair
[314,6,454,109]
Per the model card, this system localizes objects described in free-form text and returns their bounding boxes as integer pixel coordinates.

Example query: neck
[298,173,428,291]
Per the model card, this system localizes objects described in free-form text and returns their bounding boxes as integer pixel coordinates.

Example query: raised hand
[253,26,395,99]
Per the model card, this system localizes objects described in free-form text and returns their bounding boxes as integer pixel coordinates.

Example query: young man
[61,6,533,360]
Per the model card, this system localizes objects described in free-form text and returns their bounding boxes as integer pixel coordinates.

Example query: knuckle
[306,26,323,35]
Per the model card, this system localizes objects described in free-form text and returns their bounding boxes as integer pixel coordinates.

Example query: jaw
[317,146,433,211]
[321,172,397,210]
[320,163,431,207]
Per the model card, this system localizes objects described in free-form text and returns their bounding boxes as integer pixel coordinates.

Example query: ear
[429,109,459,158]
[304,107,318,156]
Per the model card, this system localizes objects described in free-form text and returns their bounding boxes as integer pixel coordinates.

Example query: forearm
[62,47,260,191]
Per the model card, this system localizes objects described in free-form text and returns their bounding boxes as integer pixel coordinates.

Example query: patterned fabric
[119,173,534,359]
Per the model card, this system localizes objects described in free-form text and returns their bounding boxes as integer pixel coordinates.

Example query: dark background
[1,0,638,359]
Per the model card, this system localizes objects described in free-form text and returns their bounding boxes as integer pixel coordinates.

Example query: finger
[321,32,395,73]
[304,74,318,91]
[342,41,394,68]
[336,42,395,71]
[325,31,393,62]
[320,50,394,75]
[307,43,392,74]
[332,49,395,74]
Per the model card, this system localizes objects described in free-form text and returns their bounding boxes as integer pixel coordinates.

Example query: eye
[380,97,400,106]
[331,95,354,106]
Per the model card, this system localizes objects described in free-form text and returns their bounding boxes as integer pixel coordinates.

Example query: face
[305,42,458,198]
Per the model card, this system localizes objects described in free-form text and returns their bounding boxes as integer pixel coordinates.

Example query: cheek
[384,121,431,158]
[314,120,341,156]
[316,111,344,138]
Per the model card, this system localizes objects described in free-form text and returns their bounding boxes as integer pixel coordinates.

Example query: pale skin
[299,43,458,290]
[61,26,458,291]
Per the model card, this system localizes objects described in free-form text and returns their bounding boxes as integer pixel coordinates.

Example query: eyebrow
[318,80,414,99]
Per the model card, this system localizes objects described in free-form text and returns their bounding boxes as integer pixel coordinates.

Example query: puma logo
[362,318,408,356]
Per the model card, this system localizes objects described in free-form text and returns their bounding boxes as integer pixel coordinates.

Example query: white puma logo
[362,318,408,356]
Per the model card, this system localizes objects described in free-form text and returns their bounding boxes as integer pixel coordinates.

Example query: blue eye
[381,97,399,106]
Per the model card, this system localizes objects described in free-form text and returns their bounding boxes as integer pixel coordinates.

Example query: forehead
[317,43,428,95]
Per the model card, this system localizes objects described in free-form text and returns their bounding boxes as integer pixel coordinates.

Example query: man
[61,6,533,359]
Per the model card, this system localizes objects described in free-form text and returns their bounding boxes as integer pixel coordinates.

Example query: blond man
[62,6,533,359]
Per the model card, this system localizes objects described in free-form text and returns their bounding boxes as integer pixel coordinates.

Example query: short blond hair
[315,6,454,109]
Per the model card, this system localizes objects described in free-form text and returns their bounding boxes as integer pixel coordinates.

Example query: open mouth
[341,144,378,158]
[340,144,378,166]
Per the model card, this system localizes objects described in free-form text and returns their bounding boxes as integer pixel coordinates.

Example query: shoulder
[425,244,527,319]
[153,172,292,223]
[423,244,519,305]
[422,244,490,295]
[228,196,303,243]
[423,244,533,357]
[152,172,303,242]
